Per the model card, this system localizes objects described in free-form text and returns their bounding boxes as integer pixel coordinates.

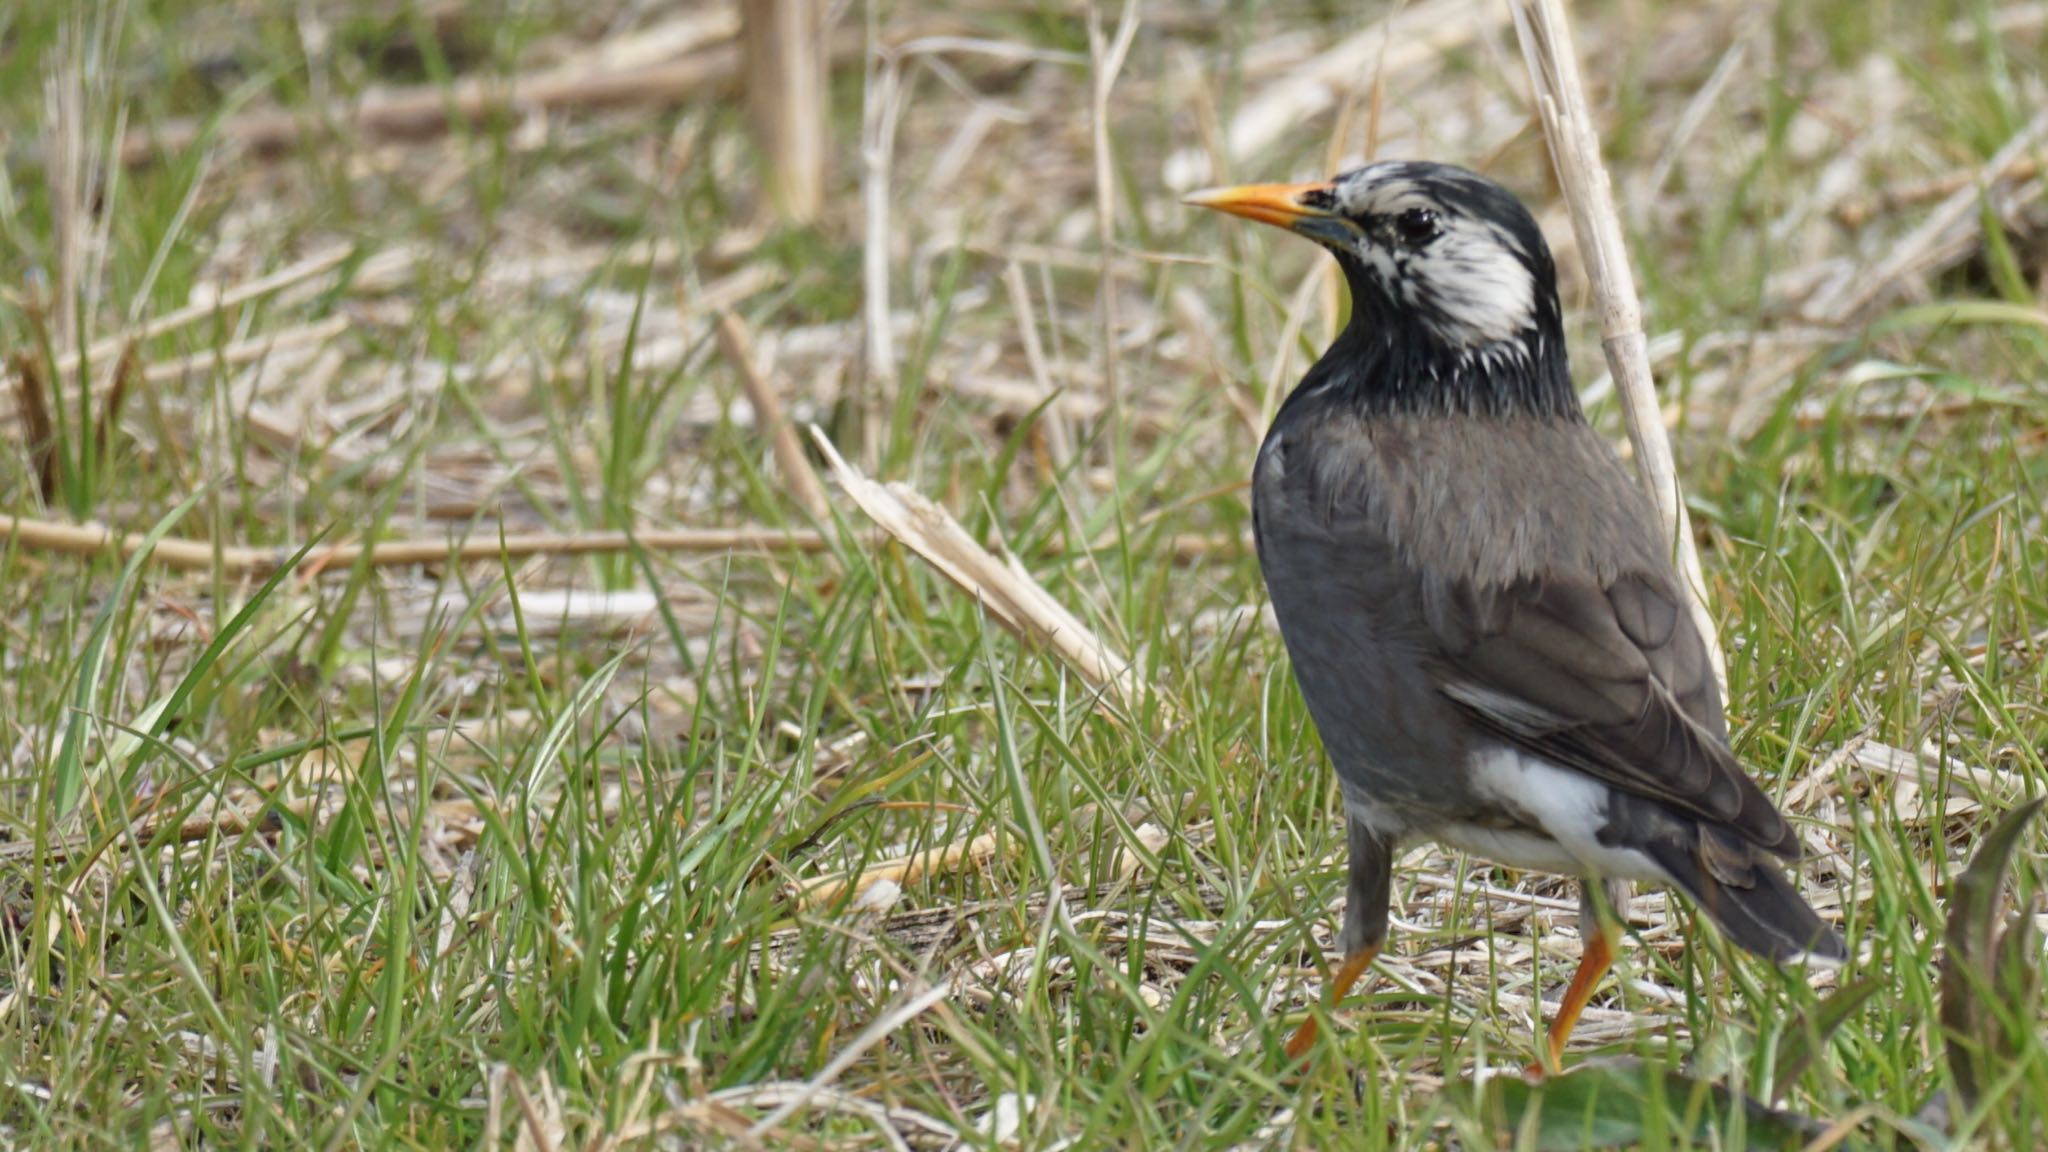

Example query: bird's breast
[1268,410,1666,587]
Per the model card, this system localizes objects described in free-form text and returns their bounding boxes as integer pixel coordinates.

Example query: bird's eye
[1393,207,1441,247]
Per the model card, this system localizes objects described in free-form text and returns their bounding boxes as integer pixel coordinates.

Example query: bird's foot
[1282,944,1379,1063]
[1529,927,1617,1079]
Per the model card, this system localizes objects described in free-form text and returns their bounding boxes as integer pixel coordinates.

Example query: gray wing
[1421,570,1799,859]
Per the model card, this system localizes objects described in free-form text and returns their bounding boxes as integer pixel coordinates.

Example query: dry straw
[0,516,830,575]
[809,426,1154,718]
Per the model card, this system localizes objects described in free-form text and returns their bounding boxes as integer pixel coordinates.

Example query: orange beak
[1183,180,1341,233]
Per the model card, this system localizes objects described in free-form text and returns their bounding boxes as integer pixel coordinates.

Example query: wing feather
[1425,571,1797,859]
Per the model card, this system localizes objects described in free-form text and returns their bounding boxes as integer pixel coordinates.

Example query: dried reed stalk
[713,310,832,523]
[742,0,827,222]
[1805,106,2048,324]
[1835,154,2045,228]
[794,830,1007,910]
[857,35,904,468]
[0,516,831,575]
[11,353,58,504]
[117,6,955,171]
[0,514,1236,577]
[1510,0,1727,696]
[744,979,955,1140]
[1086,0,1141,425]
[140,316,349,387]
[45,30,89,354]
[810,428,1154,715]
[1001,260,1077,476]
[46,244,351,387]
[0,798,313,865]
[122,51,745,166]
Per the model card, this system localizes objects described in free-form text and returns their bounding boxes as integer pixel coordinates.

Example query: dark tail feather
[1645,828,1848,964]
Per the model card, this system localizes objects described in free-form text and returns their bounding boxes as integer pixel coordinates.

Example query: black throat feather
[1281,249,1580,424]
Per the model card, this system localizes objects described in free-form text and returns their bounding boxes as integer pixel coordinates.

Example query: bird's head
[1188,161,1573,416]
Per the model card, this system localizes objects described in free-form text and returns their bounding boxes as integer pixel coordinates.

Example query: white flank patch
[1459,747,1667,882]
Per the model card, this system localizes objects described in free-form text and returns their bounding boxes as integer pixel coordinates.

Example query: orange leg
[1284,943,1380,1061]
[1534,926,1616,1076]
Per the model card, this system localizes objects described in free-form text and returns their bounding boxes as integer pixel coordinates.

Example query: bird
[1185,161,1846,1073]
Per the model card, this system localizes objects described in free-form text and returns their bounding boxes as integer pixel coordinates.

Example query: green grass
[0,0,2044,1147]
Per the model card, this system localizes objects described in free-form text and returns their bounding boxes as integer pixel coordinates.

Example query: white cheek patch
[1406,220,1536,347]
[1357,245,1398,284]
[1331,164,1544,351]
